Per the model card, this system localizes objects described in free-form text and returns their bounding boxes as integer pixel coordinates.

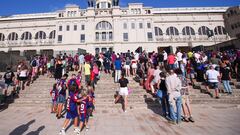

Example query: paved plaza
[0,104,240,135]
[1,71,240,135]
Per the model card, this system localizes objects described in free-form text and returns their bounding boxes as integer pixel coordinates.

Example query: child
[50,83,58,113]
[87,86,95,118]
[76,71,82,84]
[78,89,89,133]
[59,84,80,135]
[56,74,68,119]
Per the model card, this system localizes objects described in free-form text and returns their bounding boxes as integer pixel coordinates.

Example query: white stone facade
[0,2,231,55]
[224,6,240,38]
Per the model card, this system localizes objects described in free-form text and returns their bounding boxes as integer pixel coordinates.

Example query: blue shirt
[114,59,122,70]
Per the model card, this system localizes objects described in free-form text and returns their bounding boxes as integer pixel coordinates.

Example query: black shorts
[19,77,28,81]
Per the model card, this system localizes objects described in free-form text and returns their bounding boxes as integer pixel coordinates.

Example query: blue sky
[0,0,239,16]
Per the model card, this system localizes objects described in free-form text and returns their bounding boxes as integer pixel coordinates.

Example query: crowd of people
[107,48,240,124]
[0,55,49,104]
[1,48,240,131]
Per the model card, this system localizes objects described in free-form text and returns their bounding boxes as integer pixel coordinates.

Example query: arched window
[8,32,18,41]
[166,27,179,36]
[154,27,163,36]
[0,33,5,41]
[49,30,56,39]
[21,32,32,40]
[198,26,210,35]
[96,21,112,30]
[35,31,46,39]
[182,26,195,35]
[214,26,227,35]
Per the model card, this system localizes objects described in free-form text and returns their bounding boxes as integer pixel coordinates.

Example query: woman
[124,57,131,77]
[19,64,29,90]
[158,72,170,117]
[131,58,137,76]
[114,74,129,112]
[144,63,155,91]
[55,58,63,80]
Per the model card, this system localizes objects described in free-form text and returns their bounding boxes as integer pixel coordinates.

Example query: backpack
[31,60,37,67]
[69,79,78,88]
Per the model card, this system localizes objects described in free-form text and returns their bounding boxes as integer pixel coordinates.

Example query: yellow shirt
[187,52,193,58]
[84,63,91,75]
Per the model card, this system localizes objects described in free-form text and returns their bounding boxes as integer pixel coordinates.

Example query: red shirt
[167,55,175,65]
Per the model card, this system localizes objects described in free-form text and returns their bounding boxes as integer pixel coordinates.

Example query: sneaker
[124,110,127,113]
[183,117,189,122]
[189,116,195,123]
[59,129,66,135]
[85,126,89,132]
[168,120,176,125]
[216,96,220,99]
[208,92,214,98]
[74,128,80,133]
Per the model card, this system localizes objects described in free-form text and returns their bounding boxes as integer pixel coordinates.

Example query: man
[157,52,164,67]
[163,50,168,66]
[84,61,91,85]
[205,65,221,98]
[3,67,15,98]
[165,69,182,124]
[114,56,122,83]
[210,53,221,69]
[167,53,176,70]
[176,50,183,68]
[79,53,85,72]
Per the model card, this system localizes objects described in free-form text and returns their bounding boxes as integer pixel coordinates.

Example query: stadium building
[0,0,231,56]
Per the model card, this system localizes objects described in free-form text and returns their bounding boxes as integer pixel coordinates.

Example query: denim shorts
[57,95,66,104]
[208,82,218,89]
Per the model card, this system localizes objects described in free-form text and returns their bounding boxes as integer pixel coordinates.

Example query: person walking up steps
[114,73,129,112]
[114,56,122,83]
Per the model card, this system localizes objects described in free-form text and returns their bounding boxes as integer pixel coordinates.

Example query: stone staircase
[8,71,240,112]
[94,73,240,113]
[9,75,55,108]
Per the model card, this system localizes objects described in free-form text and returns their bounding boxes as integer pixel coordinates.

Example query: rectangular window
[81,25,85,30]
[66,25,70,31]
[131,23,135,29]
[123,23,127,29]
[102,32,106,41]
[96,32,99,40]
[123,33,128,41]
[74,25,77,31]
[147,23,151,29]
[147,32,153,41]
[139,23,143,29]
[58,35,62,43]
[59,26,62,31]
[109,32,113,40]
[80,34,85,42]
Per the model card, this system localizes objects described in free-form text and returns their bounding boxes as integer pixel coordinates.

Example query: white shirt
[206,69,220,83]
[79,55,85,64]
[202,56,208,63]
[194,53,201,63]
[163,52,168,61]
[153,69,162,83]
[134,53,139,61]
[177,52,183,61]
[19,70,28,77]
